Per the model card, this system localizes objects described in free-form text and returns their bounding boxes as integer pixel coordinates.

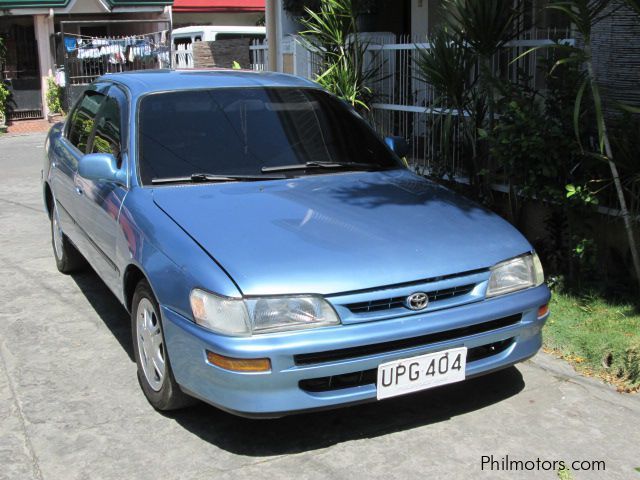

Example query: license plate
[376,346,467,400]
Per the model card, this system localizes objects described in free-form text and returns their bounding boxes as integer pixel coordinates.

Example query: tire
[51,200,85,274]
[131,279,195,411]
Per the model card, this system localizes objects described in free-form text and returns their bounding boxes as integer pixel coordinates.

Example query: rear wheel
[131,279,194,411]
[51,201,85,274]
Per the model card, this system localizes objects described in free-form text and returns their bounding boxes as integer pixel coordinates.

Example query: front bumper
[162,284,550,417]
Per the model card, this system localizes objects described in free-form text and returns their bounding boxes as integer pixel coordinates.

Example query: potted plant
[46,76,64,123]
[0,81,9,133]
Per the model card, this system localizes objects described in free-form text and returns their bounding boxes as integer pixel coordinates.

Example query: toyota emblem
[406,292,429,311]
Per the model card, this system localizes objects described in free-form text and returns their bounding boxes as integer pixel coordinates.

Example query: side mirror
[78,153,126,185]
[385,136,410,158]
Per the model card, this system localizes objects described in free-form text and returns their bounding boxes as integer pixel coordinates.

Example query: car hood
[152,170,531,295]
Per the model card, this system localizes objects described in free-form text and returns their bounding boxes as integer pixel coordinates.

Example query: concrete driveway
[1,132,639,480]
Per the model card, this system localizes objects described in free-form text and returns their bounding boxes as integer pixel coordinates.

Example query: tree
[533,0,640,290]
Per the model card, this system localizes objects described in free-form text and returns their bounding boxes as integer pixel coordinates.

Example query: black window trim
[64,86,109,155]
[87,88,125,163]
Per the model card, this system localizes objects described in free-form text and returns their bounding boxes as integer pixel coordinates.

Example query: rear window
[137,87,400,185]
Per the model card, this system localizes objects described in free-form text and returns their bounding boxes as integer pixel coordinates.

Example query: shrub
[46,76,64,115]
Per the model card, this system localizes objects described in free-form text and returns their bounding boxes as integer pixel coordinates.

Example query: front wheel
[131,279,195,411]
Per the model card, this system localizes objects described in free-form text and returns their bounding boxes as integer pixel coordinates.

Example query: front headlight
[486,253,544,298]
[189,289,340,336]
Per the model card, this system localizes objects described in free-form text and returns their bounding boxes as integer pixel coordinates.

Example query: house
[261,0,638,170]
[0,0,172,120]
[264,0,569,73]
[171,0,266,69]
[172,0,264,28]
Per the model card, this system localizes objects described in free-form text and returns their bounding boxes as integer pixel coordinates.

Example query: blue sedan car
[43,70,550,417]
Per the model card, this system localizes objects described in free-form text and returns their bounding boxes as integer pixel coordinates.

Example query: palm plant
[415,28,479,178]
[298,0,376,111]
[525,0,640,289]
[443,0,519,127]
[415,0,517,193]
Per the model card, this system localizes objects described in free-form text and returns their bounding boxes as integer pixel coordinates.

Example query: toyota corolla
[43,70,550,417]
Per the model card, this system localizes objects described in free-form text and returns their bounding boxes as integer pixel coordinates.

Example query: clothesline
[62,29,170,40]
[63,33,170,66]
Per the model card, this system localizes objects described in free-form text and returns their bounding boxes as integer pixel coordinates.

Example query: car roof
[100,69,319,97]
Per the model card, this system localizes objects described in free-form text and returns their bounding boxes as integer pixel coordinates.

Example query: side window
[90,96,122,167]
[67,91,105,153]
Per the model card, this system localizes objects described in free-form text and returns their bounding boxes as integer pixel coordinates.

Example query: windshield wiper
[261,161,378,173]
[151,173,285,184]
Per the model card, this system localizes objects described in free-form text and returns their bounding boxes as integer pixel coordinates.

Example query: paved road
[1,133,639,480]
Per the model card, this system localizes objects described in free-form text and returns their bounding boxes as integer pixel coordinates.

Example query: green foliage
[442,0,518,57]
[298,0,378,111]
[543,0,640,289]
[415,28,474,109]
[315,47,374,110]
[566,184,598,205]
[299,0,355,55]
[414,0,520,196]
[545,292,640,390]
[46,77,64,115]
[0,82,9,117]
[0,35,8,122]
[626,0,640,15]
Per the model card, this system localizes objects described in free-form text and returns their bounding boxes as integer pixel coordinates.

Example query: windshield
[137,87,401,185]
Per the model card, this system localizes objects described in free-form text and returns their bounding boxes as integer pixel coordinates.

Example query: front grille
[299,338,515,392]
[294,314,521,366]
[346,283,476,313]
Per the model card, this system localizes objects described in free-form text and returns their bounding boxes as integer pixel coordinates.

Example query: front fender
[117,188,241,319]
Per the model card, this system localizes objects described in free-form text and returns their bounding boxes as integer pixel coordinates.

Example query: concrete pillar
[265,0,279,71]
[34,13,55,117]
[411,0,428,41]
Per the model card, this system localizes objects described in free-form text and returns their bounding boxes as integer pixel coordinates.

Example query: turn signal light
[206,351,271,372]
[537,304,549,318]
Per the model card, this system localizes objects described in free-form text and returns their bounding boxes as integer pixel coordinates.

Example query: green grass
[544,292,640,391]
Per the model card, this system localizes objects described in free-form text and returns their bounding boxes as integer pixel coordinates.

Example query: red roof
[173,0,265,12]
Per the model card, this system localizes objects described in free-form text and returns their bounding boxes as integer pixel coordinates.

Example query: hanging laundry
[54,68,66,88]
[64,36,77,53]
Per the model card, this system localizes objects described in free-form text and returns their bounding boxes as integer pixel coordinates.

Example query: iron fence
[60,20,171,110]
[249,28,575,177]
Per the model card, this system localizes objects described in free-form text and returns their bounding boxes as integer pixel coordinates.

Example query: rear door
[50,87,107,248]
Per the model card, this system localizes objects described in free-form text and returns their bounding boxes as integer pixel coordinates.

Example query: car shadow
[166,366,525,457]
[69,267,525,456]
[70,268,135,362]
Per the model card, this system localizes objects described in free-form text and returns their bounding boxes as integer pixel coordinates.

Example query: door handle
[75,186,83,196]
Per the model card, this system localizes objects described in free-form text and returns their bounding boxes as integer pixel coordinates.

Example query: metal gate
[0,21,43,120]
[60,20,171,110]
